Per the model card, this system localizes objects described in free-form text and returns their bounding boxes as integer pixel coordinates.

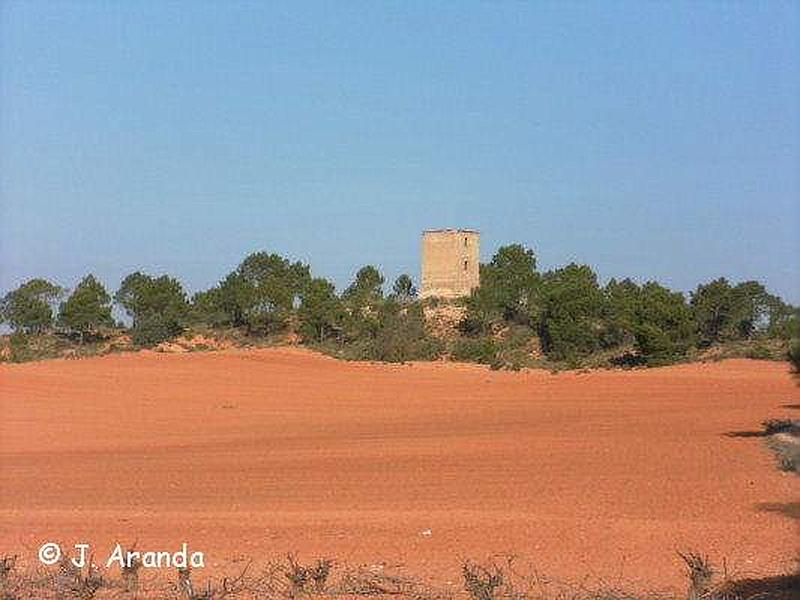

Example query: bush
[491,327,536,370]
[6,332,67,362]
[8,333,36,363]
[634,323,684,366]
[131,314,184,347]
[762,419,798,435]
[789,338,800,373]
[745,342,773,360]
[371,304,442,362]
[462,560,504,600]
[319,300,443,363]
[452,337,498,365]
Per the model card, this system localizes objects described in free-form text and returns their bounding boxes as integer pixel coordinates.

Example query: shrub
[491,327,536,370]
[761,419,799,476]
[6,332,67,363]
[131,314,184,347]
[462,561,504,600]
[284,555,333,596]
[762,419,798,435]
[452,337,498,365]
[745,342,775,360]
[789,338,800,373]
[370,302,441,362]
[321,300,443,363]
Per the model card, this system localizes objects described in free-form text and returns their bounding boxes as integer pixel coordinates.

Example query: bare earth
[1,349,797,591]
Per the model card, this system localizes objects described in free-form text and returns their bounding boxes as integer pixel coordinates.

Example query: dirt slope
[1,349,797,591]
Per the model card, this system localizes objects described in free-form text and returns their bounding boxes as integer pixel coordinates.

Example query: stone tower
[420,229,480,299]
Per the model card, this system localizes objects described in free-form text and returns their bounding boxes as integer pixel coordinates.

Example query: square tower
[420,229,480,299]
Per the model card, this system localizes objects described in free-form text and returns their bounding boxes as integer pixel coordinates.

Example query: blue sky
[2,1,798,303]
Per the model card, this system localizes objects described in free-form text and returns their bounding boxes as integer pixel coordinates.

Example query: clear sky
[2,1,798,303]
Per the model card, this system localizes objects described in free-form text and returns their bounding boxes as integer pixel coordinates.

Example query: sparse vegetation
[732,418,800,476]
[1,552,795,600]
[789,338,800,374]
[462,560,504,600]
[451,336,499,367]
[763,419,800,475]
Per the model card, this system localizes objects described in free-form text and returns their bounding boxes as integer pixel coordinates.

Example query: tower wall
[420,229,480,299]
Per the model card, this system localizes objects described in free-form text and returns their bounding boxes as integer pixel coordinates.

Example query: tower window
[464,260,468,271]
[464,237,468,246]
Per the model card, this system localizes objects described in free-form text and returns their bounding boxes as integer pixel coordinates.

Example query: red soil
[1,349,797,591]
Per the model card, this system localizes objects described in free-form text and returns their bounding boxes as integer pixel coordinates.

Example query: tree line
[1,245,798,369]
[459,245,797,367]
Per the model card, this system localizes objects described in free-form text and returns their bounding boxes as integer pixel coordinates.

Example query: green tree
[0,278,63,333]
[634,282,694,364]
[343,265,385,308]
[391,274,417,303]
[190,285,230,328]
[691,278,789,343]
[115,272,151,327]
[481,244,539,322]
[191,252,311,334]
[462,244,539,333]
[690,278,740,344]
[232,252,311,333]
[341,266,385,341]
[298,277,344,342]
[115,272,188,346]
[538,264,604,361]
[58,274,113,341]
[190,272,249,328]
[729,281,773,338]
[601,278,641,348]
[762,298,798,340]
[218,271,251,326]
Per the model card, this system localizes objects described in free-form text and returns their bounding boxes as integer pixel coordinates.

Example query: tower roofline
[422,228,479,234]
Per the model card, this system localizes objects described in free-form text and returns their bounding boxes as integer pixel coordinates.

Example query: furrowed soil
[1,349,797,591]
